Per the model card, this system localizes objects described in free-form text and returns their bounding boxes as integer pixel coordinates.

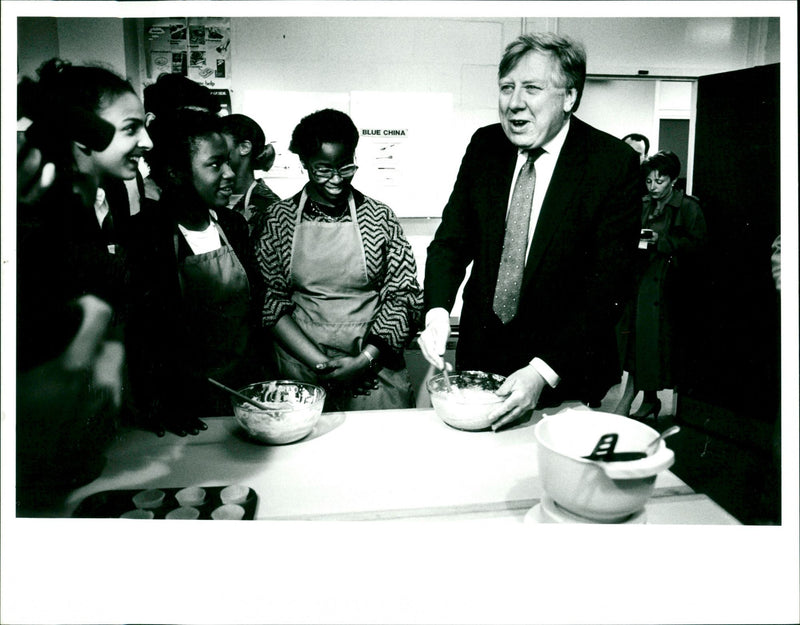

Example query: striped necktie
[493,147,544,324]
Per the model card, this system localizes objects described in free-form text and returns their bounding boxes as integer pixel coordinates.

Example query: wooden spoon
[208,377,272,411]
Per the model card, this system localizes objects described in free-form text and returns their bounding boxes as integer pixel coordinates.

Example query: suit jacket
[424,117,641,400]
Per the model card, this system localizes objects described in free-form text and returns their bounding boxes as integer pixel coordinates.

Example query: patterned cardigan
[254,187,423,369]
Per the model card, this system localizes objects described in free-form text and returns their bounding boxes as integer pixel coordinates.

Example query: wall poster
[143,17,231,90]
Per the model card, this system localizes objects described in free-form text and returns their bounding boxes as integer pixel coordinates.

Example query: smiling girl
[20,59,152,310]
[16,59,151,496]
[126,109,260,436]
[254,109,422,411]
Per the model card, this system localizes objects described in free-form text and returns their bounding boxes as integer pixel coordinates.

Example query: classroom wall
[57,18,128,76]
[559,17,779,76]
[228,17,527,214]
[17,17,59,79]
[14,14,781,314]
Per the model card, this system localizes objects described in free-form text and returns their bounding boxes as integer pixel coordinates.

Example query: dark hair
[622,133,650,155]
[498,33,587,111]
[288,109,359,161]
[147,108,223,190]
[642,150,681,180]
[143,73,220,119]
[37,58,135,117]
[20,58,135,164]
[218,114,268,170]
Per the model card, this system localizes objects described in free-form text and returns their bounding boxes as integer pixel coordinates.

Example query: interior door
[681,63,780,427]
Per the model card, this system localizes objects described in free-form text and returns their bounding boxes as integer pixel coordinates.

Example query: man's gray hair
[499,32,587,111]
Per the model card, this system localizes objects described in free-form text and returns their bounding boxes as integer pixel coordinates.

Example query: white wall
[579,79,657,142]
[55,18,127,76]
[229,17,521,215]
[556,17,778,76]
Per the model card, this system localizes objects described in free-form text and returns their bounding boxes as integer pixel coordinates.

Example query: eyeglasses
[309,163,359,181]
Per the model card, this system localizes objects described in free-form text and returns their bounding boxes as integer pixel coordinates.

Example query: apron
[236,180,258,223]
[175,211,252,406]
[274,189,413,411]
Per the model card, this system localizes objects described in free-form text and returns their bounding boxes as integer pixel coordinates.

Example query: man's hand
[488,365,548,431]
[418,308,451,370]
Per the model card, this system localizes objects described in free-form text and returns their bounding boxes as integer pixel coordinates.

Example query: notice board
[143,17,232,90]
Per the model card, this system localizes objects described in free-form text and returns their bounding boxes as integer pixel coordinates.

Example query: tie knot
[526,147,545,163]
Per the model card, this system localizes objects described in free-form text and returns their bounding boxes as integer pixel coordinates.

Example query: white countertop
[63,403,739,524]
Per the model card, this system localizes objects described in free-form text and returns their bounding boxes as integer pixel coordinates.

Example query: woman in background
[615,150,707,420]
[219,113,281,234]
[255,108,422,410]
[127,108,259,436]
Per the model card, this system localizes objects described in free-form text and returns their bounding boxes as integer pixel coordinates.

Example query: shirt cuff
[425,307,451,327]
[529,357,560,388]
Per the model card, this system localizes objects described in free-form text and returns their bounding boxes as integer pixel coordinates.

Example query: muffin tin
[72,485,258,520]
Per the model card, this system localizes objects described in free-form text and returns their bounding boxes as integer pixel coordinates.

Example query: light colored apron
[237,179,258,223]
[274,188,413,410]
[175,212,251,391]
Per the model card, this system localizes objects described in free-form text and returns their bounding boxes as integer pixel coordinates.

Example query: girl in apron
[255,109,422,411]
[127,109,256,435]
[219,113,281,235]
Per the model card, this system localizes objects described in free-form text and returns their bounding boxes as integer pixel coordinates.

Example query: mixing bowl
[232,381,325,444]
[534,409,675,522]
[426,370,506,431]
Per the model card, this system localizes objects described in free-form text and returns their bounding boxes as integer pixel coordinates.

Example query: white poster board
[350,91,455,216]
[241,89,456,215]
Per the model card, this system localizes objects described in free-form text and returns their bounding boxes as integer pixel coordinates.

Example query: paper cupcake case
[72,485,258,520]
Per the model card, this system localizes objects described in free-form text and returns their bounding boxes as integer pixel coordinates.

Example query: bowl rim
[425,369,507,396]
[232,380,326,410]
[533,410,675,478]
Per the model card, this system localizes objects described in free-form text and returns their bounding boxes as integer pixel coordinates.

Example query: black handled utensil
[584,433,619,460]
[583,433,648,462]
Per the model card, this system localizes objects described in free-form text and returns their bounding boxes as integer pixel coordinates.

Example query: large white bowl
[426,370,506,431]
[232,381,325,445]
[534,410,675,522]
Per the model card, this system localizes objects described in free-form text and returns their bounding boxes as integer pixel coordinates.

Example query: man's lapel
[522,117,587,286]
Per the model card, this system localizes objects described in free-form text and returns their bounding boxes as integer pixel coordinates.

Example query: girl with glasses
[254,108,422,410]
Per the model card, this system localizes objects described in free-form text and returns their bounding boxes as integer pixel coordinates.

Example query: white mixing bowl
[426,370,506,431]
[534,410,675,522]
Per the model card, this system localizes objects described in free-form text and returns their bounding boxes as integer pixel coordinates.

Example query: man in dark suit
[420,32,641,429]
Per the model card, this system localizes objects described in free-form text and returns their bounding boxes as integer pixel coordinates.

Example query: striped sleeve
[359,196,423,363]
[253,198,296,327]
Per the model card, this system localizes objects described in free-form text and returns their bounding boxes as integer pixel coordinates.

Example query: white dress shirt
[94,187,109,228]
[505,118,572,388]
[507,118,571,259]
